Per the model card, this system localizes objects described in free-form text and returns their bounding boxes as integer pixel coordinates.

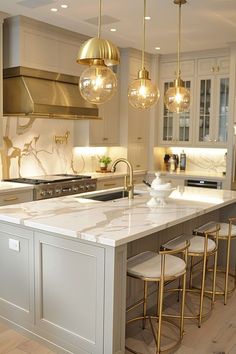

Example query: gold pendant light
[164,0,190,113]
[128,0,160,110]
[77,0,120,104]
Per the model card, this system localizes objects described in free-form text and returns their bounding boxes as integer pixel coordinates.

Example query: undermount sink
[83,190,139,202]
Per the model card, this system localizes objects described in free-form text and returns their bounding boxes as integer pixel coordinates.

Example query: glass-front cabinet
[160,79,192,145]
[196,76,229,146]
[196,56,229,146]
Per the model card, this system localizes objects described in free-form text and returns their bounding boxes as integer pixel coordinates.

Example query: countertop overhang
[0,185,235,247]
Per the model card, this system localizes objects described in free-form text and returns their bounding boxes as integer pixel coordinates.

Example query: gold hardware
[54,131,70,144]
[215,65,220,72]
[3,196,18,202]
[104,182,116,187]
[111,158,134,199]
[137,137,142,140]
[103,137,108,141]
[136,164,141,168]
[211,66,215,72]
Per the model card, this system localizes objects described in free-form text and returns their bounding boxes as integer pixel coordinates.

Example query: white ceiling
[0,0,236,55]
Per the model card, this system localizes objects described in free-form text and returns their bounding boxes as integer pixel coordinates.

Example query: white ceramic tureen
[147,172,175,207]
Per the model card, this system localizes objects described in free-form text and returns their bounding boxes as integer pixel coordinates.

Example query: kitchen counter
[148,170,226,181]
[0,185,235,247]
[1,185,236,354]
[0,181,34,193]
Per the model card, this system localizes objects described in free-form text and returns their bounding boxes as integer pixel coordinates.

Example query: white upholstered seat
[127,251,186,279]
[188,236,216,254]
[218,223,236,238]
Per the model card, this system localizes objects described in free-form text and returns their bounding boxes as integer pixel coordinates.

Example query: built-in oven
[185,179,222,189]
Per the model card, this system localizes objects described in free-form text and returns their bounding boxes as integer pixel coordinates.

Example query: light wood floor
[1,282,236,354]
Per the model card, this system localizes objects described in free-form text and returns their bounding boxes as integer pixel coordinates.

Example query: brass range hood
[3,67,99,120]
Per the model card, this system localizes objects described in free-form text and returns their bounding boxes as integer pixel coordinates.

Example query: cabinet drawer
[0,190,33,206]
[97,178,123,190]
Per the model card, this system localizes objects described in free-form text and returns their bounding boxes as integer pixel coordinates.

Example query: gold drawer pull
[136,164,141,168]
[104,183,116,187]
[103,137,108,141]
[137,137,142,140]
[3,196,19,202]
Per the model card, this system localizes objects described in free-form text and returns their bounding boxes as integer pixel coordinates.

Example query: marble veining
[0,186,235,247]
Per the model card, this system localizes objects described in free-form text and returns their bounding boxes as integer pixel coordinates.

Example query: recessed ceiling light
[51,8,58,12]
[61,4,68,9]
[155,46,161,50]
[110,28,117,32]
[145,16,151,20]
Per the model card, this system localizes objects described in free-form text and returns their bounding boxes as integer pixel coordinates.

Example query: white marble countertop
[0,185,235,247]
[148,170,226,181]
[0,181,34,193]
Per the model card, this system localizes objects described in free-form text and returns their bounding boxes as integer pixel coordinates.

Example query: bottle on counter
[180,150,186,171]
[169,155,176,172]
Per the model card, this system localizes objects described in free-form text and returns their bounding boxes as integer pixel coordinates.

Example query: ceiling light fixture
[164,0,190,113]
[128,0,159,110]
[110,28,117,32]
[77,0,120,105]
[61,4,68,9]
[145,16,151,20]
[50,8,58,12]
[155,46,160,50]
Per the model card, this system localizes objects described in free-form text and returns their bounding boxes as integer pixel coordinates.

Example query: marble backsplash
[154,147,227,174]
[0,117,126,179]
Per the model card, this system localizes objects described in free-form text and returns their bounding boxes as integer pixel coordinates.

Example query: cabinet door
[128,106,149,143]
[197,57,229,76]
[215,77,229,143]
[159,79,192,145]
[197,77,213,143]
[128,143,148,170]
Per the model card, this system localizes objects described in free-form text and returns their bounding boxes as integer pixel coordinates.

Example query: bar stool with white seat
[187,222,220,327]
[193,218,236,305]
[126,235,189,354]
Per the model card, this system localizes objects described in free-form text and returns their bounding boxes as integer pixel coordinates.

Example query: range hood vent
[3,67,100,120]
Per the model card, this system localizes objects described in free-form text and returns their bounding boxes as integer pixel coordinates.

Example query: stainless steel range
[4,174,97,200]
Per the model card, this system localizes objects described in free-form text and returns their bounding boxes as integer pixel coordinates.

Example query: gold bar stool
[193,218,236,305]
[126,235,189,354]
[187,222,220,327]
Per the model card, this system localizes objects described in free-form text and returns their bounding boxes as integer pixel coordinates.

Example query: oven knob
[40,190,47,197]
[85,185,90,190]
[55,188,62,194]
[47,190,53,196]
[79,185,85,191]
[73,186,79,193]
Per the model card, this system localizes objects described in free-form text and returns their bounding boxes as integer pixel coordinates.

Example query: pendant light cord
[98,0,102,38]
[141,0,146,69]
[177,2,181,78]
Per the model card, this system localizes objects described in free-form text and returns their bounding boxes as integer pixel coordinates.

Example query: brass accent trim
[174,0,187,5]
[77,37,120,66]
[137,68,150,80]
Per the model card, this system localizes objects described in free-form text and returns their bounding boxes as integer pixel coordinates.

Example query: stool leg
[224,237,231,305]
[156,277,164,354]
[212,248,218,305]
[143,281,148,329]
[180,270,187,339]
[189,256,193,289]
[198,241,207,328]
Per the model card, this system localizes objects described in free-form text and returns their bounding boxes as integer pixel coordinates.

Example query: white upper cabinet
[195,56,229,146]
[73,87,120,147]
[158,60,195,146]
[157,54,230,148]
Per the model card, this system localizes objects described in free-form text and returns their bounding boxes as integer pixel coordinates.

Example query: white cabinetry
[0,189,33,206]
[158,60,195,146]
[120,48,152,170]
[3,16,87,76]
[73,78,120,146]
[195,57,229,146]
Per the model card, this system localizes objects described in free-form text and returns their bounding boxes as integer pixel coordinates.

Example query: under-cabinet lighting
[61,4,68,8]
[145,16,151,20]
[155,46,160,50]
[110,28,117,32]
[51,8,58,12]
[74,147,107,156]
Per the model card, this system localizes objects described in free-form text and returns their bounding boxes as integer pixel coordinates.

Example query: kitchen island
[0,186,236,354]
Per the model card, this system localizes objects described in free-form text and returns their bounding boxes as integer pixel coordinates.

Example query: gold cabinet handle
[104,182,116,187]
[3,196,19,202]
[137,137,142,140]
[136,164,141,168]
[211,66,215,72]
[103,137,108,141]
